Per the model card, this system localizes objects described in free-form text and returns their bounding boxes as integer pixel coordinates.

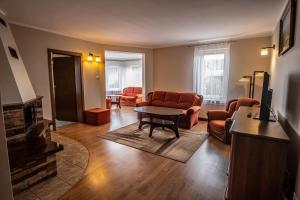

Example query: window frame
[193,44,230,104]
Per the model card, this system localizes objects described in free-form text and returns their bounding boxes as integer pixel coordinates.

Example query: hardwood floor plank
[56,107,230,200]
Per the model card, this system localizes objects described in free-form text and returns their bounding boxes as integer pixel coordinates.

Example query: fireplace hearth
[3,97,63,194]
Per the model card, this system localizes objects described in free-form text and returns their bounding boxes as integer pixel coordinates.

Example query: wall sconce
[95,56,101,62]
[260,45,275,56]
[239,76,253,98]
[87,53,94,61]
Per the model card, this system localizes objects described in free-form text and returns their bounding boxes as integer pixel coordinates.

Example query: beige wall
[153,46,194,92]
[153,37,272,100]
[228,37,271,100]
[10,24,153,119]
[270,1,300,198]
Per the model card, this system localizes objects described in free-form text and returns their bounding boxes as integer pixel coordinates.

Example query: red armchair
[207,98,260,144]
[120,87,143,106]
[137,91,203,129]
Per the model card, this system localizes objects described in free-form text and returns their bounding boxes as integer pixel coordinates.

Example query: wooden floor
[56,107,230,200]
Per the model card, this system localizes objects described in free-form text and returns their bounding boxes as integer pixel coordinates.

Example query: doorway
[104,51,145,108]
[47,49,84,130]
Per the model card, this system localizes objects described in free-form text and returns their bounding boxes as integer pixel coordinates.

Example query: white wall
[153,37,272,101]
[270,1,300,198]
[10,24,153,119]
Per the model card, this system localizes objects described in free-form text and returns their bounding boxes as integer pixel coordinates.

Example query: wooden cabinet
[226,107,290,200]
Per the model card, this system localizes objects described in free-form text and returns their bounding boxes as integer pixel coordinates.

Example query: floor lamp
[239,76,253,98]
[251,71,265,98]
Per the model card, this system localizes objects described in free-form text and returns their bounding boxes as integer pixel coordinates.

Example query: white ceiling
[0,0,286,48]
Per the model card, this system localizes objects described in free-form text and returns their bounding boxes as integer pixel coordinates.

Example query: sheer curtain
[105,61,142,95]
[105,64,122,95]
[123,65,142,87]
[193,43,230,104]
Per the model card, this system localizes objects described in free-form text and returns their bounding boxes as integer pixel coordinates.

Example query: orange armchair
[120,87,143,106]
[207,98,260,144]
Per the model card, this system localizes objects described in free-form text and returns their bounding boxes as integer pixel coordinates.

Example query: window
[193,44,230,104]
[106,65,122,94]
[129,65,142,86]
[105,61,143,95]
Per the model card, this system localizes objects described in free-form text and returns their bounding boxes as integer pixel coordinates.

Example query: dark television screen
[259,72,273,121]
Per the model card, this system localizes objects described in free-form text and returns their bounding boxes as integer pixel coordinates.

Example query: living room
[0,0,299,200]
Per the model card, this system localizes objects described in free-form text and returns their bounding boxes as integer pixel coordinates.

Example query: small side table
[106,95,121,109]
[85,108,110,125]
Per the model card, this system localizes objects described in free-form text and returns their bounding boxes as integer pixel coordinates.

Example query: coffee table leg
[138,120,143,129]
[173,116,180,138]
[118,96,121,109]
[149,124,155,137]
[149,114,155,137]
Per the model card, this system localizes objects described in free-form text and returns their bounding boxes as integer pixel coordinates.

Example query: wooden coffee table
[134,106,183,138]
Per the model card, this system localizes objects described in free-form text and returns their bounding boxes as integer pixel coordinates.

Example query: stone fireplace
[0,13,63,194]
[4,97,44,144]
[3,97,63,193]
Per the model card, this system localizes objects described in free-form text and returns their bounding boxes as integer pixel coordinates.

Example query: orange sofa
[207,98,260,144]
[137,91,203,129]
[120,87,143,106]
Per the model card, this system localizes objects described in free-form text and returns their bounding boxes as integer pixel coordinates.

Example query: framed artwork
[279,0,297,56]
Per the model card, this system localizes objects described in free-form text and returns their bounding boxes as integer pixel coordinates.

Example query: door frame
[47,49,85,131]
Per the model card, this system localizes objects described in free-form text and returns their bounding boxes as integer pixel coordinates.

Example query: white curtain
[105,61,142,95]
[105,65,122,95]
[193,43,230,104]
[123,64,142,88]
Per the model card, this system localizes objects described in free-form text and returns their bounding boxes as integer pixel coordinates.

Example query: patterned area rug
[99,123,208,163]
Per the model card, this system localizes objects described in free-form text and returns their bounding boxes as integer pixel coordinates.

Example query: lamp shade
[239,77,250,82]
[95,56,101,62]
[255,71,265,77]
[260,48,269,56]
[87,53,93,61]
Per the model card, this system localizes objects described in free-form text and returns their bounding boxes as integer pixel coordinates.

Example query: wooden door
[53,57,78,122]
